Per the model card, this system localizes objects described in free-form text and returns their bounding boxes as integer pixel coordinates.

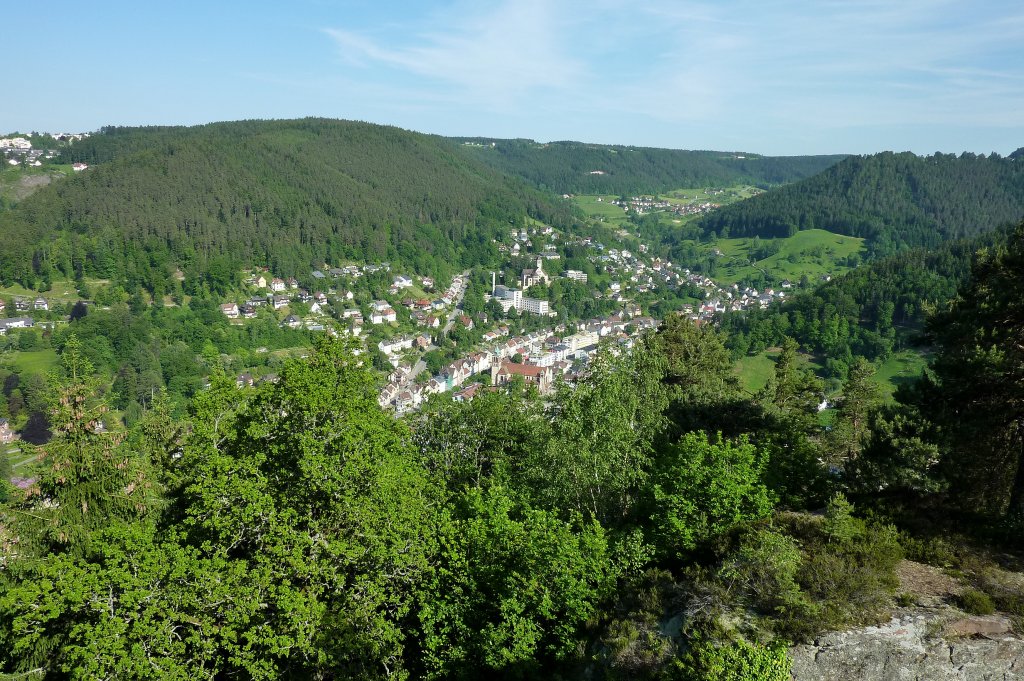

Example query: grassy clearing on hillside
[0,164,74,204]
[0,277,110,304]
[873,350,929,400]
[710,229,864,285]
[574,185,761,226]
[8,349,60,375]
[664,185,763,204]
[738,347,930,404]
[5,446,36,477]
[735,352,777,394]
[573,195,630,224]
[735,347,822,395]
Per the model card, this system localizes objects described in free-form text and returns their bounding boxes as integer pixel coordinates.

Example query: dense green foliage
[651,433,775,559]
[2,320,916,679]
[455,138,845,194]
[857,222,1024,520]
[17,234,1024,676]
[700,151,1024,256]
[0,119,577,290]
[720,234,990,369]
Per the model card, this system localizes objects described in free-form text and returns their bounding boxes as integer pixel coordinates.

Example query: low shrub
[959,588,996,615]
[670,634,791,681]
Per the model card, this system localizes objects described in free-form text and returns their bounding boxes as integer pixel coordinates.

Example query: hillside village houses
[0,417,17,444]
[0,317,34,336]
[209,212,799,415]
[370,306,397,324]
[377,307,653,414]
[492,360,554,393]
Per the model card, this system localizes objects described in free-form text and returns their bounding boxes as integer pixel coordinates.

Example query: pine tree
[920,222,1024,519]
[829,357,881,463]
[9,335,158,557]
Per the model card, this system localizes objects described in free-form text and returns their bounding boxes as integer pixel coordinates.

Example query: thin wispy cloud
[3,0,1019,154]
[324,0,585,107]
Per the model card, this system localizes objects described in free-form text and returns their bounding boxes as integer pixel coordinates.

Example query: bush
[671,634,791,681]
[652,432,775,560]
[899,533,958,569]
[719,528,809,619]
[958,589,996,615]
[709,502,904,641]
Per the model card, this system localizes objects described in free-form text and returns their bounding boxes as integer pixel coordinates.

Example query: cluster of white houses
[0,316,34,336]
[1,135,68,167]
[378,311,658,414]
[607,195,721,217]
[226,270,462,331]
[1,297,49,314]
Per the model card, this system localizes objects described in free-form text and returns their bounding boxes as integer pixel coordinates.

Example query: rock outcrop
[790,609,1024,680]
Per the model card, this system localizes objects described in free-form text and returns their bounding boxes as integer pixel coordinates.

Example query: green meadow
[737,347,930,403]
[709,229,864,285]
[574,185,761,226]
[735,347,823,395]
[0,278,111,304]
[871,350,929,400]
[8,349,60,375]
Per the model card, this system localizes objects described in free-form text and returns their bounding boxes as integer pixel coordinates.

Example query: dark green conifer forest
[0,120,579,290]
[454,138,846,194]
[699,151,1024,256]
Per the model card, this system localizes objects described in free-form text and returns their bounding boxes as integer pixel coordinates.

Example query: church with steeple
[521,256,550,289]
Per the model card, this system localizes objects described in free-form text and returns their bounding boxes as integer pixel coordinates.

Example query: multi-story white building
[492,285,522,313]
[521,297,549,315]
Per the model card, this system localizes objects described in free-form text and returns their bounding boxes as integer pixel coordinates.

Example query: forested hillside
[455,138,846,194]
[0,119,577,290]
[699,151,1024,256]
[719,231,1002,374]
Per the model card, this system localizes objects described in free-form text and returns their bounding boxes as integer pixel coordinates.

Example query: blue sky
[3,0,1022,155]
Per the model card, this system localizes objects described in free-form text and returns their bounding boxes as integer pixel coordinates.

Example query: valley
[0,120,1021,681]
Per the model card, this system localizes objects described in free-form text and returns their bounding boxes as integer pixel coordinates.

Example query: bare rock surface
[790,608,1024,680]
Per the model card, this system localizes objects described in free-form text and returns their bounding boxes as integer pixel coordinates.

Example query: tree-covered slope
[719,227,1010,381]
[0,119,576,288]
[453,138,846,194]
[699,151,1024,256]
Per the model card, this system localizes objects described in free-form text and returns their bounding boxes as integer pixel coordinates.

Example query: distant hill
[699,151,1024,256]
[0,119,576,289]
[452,138,846,195]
